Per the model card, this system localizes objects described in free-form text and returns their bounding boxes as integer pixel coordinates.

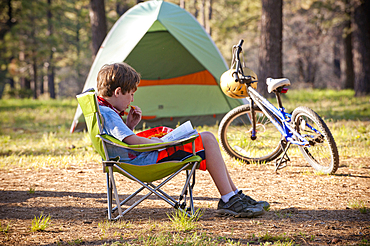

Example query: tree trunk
[47,0,56,98]
[193,0,198,19]
[180,0,185,9]
[116,2,130,16]
[333,36,341,81]
[0,0,16,41]
[32,56,38,99]
[206,0,212,35]
[258,0,283,97]
[343,0,354,89]
[89,0,107,61]
[40,69,44,94]
[200,0,206,28]
[343,21,354,89]
[352,0,370,96]
[9,78,14,88]
[48,57,56,99]
[30,13,38,99]
[25,78,31,90]
[19,50,26,90]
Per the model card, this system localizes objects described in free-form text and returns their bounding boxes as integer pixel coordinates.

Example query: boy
[96,62,269,217]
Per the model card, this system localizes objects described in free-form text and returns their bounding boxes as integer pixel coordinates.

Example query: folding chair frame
[104,160,198,220]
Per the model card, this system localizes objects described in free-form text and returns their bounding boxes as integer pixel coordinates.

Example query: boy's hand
[126,105,142,130]
[150,137,164,142]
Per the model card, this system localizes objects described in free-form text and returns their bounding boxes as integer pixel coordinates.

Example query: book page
[161,121,197,142]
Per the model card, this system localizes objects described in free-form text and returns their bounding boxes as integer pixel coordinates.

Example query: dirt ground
[0,157,369,245]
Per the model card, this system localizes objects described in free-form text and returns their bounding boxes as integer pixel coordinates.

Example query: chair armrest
[97,134,199,152]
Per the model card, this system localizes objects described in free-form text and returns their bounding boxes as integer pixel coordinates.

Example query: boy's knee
[200,131,217,143]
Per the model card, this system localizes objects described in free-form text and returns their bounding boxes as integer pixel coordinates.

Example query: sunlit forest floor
[0,89,369,245]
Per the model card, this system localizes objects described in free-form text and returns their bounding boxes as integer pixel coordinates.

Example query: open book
[161,121,198,142]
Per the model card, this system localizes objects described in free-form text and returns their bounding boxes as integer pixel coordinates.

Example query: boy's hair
[97,62,140,97]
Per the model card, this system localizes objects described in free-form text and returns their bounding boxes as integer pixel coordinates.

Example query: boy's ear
[113,87,121,97]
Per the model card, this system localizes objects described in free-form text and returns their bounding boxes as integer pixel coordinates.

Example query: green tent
[71,0,242,132]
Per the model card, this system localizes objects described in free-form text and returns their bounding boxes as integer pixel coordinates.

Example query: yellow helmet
[220,67,258,99]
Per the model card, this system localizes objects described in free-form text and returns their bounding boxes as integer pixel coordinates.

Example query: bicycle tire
[291,106,339,174]
[218,104,284,163]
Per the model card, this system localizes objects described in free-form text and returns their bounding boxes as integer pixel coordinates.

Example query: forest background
[0,0,369,100]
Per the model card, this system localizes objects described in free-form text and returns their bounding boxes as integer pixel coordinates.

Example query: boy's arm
[124,134,163,145]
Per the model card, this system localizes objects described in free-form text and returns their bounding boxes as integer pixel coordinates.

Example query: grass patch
[98,220,132,232]
[274,211,293,219]
[283,89,370,121]
[167,208,203,232]
[0,98,99,170]
[249,232,295,245]
[106,231,241,246]
[0,221,11,234]
[301,170,329,176]
[359,239,369,246]
[347,200,368,214]
[28,187,36,194]
[98,219,132,239]
[30,212,52,232]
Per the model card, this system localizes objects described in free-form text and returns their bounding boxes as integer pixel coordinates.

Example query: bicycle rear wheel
[218,104,283,163]
[291,106,339,174]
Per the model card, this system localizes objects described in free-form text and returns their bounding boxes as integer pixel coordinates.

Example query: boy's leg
[200,131,235,195]
[200,132,267,217]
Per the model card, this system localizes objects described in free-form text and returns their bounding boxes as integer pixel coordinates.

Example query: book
[161,121,198,142]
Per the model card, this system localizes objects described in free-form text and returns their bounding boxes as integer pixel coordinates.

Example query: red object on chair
[136,126,173,139]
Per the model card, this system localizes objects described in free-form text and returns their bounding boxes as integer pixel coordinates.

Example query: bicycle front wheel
[218,104,283,163]
[291,106,339,174]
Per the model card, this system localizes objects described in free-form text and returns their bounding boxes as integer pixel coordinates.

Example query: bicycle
[218,40,339,174]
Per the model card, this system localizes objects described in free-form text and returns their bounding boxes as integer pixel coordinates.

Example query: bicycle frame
[246,85,310,147]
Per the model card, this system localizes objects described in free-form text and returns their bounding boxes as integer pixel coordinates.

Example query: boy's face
[115,88,135,112]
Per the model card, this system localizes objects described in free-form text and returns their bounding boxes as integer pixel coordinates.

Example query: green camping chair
[76,89,202,220]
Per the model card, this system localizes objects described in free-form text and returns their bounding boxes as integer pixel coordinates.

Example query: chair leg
[108,166,123,218]
[177,163,197,216]
[189,168,197,214]
[106,172,113,220]
[186,163,197,211]
[187,172,195,215]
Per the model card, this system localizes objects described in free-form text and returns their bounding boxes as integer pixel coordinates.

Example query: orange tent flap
[123,111,156,120]
[139,70,217,87]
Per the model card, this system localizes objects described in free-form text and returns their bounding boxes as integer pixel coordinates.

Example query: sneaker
[237,190,270,209]
[216,194,265,218]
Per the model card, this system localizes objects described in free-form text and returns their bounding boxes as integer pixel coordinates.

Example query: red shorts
[156,133,206,171]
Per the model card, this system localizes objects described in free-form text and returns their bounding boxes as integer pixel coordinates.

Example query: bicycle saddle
[266,78,291,93]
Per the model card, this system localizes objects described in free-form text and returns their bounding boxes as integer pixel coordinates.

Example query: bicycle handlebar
[236,39,244,51]
[233,39,244,82]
